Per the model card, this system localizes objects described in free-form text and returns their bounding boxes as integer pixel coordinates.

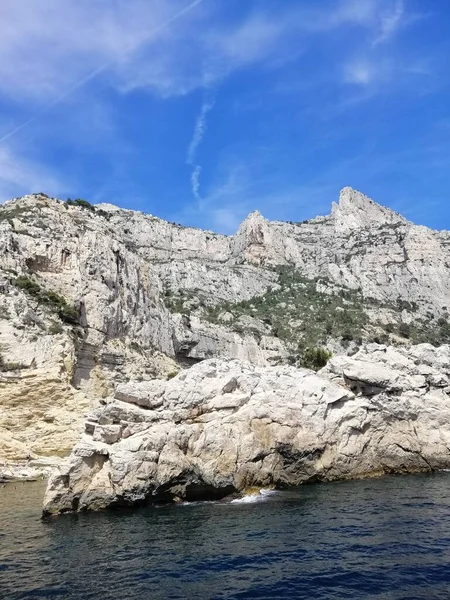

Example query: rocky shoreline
[43,343,450,515]
[3,187,450,481]
[2,189,450,514]
[0,457,63,483]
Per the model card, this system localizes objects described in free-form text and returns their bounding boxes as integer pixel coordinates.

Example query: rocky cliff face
[2,187,450,475]
[43,343,450,514]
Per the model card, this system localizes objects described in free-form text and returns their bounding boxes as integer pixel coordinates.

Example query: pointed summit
[232,210,270,264]
[235,210,267,237]
[331,187,406,230]
[338,186,370,209]
[240,209,264,223]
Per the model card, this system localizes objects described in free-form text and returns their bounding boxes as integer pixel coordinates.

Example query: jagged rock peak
[232,209,270,262]
[247,209,263,217]
[331,186,407,229]
[238,209,266,227]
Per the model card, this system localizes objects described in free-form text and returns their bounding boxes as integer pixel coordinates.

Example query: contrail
[190,165,202,201]
[0,0,205,145]
[187,94,215,165]
[187,90,215,202]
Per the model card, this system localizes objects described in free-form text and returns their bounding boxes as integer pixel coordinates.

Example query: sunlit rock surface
[2,187,450,478]
[43,344,450,514]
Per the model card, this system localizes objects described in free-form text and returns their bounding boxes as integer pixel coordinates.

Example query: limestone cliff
[43,343,450,514]
[1,187,450,476]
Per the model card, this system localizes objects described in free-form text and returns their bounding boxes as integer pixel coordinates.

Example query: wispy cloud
[117,10,303,97]
[190,165,202,202]
[0,0,417,130]
[341,0,423,87]
[344,60,374,85]
[187,94,215,165]
[174,159,337,234]
[186,92,215,201]
[0,0,205,144]
[0,0,441,223]
[373,0,404,45]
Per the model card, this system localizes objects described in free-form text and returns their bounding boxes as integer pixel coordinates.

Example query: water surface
[1,473,450,599]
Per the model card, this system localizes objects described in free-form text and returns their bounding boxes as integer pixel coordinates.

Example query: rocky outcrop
[0,286,89,477]
[0,271,175,479]
[43,344,450,514]
[2,187,450,477]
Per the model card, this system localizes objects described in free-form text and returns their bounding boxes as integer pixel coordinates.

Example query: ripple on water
[2,474,450,599]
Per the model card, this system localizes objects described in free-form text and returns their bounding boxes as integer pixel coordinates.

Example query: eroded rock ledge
[43,343,450,515]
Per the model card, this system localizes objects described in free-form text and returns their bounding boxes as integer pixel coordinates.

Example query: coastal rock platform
[43,343,450,514]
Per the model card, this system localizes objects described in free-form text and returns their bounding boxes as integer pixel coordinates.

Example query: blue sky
[0,0,449,233]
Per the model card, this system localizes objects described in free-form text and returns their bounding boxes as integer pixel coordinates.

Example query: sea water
[1,473,450,599]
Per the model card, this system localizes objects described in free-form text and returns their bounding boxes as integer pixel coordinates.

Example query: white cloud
[0,0,394,107]
[373,0,404,45]
[0,0,430,209]
[118,10,302,97]
[341,0,421,87]
[0,0,207,199]
[307,0,377,31]
[0,0,202,102]
[344,60,374,85]
[178,1,398,203]
[208,13,294,70]
[0,0,414,133]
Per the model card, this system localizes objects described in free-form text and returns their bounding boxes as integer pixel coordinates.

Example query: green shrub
[48,322,63,335]
[371,334,389,345]
[0,206,31,222]
[66,198,94,210]
[200,266,369,350]
[15,275,41,296]
[58,303,79,324]
[396,299,418,313]
[13,276,79,325]
[94,208,111,220]
[169,266,444,352]
[398,323,411,338]
[301,347,332,371]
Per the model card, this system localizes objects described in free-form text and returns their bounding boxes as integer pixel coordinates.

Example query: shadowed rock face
[43,343,450,514]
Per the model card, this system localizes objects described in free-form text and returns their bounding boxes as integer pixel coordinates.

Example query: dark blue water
[2,474,450,599]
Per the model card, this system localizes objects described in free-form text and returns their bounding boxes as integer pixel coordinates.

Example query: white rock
[43,345,450,514]
[2,188,450,476]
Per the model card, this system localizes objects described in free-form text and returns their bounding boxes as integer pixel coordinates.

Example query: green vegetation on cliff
[14,276,79,325]
[164,266,450,366]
